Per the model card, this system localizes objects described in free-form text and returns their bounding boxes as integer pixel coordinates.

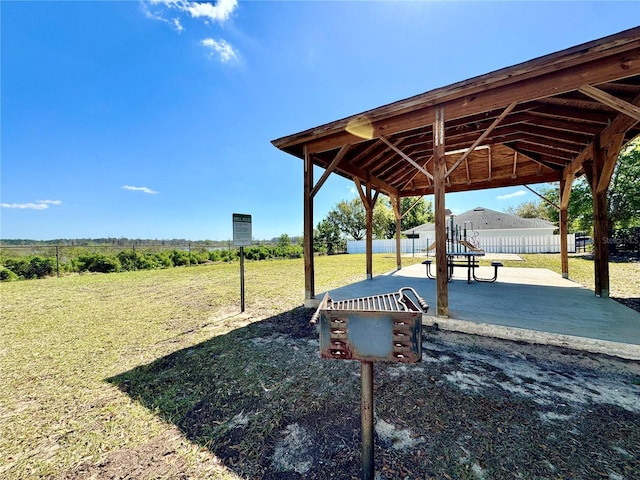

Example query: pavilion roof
[272,27,640,198]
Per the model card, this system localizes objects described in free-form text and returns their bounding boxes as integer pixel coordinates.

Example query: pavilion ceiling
[272,27,640,199]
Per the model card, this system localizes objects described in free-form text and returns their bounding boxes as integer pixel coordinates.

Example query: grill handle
[309,293,331,324]
[399,287,429,313]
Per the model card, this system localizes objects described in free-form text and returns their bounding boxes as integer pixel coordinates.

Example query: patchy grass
[0,253,637,479]
[0,254,419,478]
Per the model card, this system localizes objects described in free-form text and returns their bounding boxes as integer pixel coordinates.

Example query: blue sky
[2,1,639,241]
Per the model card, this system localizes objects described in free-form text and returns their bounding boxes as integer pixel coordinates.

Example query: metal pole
[55,245,60,278]
[412,230,415,257]
[240,246,245,312]
[361,360,374,480]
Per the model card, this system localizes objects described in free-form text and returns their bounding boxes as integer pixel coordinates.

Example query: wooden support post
[393,196,402,271]
[434,108,448,317]
[303,146,315,303]
[559,176,569,279]
[584,146,610,298]
[366,182,373,279]
[593,187,610,297]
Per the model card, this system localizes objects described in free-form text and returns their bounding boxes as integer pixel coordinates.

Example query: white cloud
[496,190,527,200]
[142,2,183,32]
[172,18,184,32]
[201,38,237,62]
[186,0,237,22]
[1,200,62,210]
[144,1,239,62]
[146,0,237,25]
[122,185,159,194]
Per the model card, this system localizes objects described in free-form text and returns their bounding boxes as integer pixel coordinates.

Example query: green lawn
[0,253,636,478]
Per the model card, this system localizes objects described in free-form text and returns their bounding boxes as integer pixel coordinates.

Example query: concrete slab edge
[423,315,640,361]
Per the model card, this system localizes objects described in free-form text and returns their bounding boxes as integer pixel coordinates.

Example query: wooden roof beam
[349,140,385,166]
[521,113,604,135]
[513,136,583,155]
[534,96,609,111]
[445,102,518,177]
[524,184,559,210]
[596,81,640,94]
[379,136,434,181]
[400,155,434,191]
[579,84,640,121]
[516,124,595,145]
[504,142,569,167]
[525,104,612,125]
[400,171,561,196]
[564,92,640,180]
[310,144,351,198]
[324,154,399,197]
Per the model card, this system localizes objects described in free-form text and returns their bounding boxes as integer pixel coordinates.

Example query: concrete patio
[318,262,640,360]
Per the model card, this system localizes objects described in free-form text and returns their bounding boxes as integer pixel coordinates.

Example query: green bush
[28,257,55,278]
[77,254,121,273]
[169,249,191,267]
[3,258,29,278]
[0,266,18,281]
[2,256,54,279]
[190,249,210,265]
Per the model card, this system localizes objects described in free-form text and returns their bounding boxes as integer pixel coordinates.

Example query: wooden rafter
[564,92,640,182]
[561,171,575,210]
[524,185,559,210]
[445,101,517,177]
[579,84,640,121]
[402,155,434,191]
[402,195,425,219]
[379,136,434,181]
[310,144,350,198]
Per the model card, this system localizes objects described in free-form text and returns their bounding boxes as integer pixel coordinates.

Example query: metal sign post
[232,214,252,313]
[240,246,245,312]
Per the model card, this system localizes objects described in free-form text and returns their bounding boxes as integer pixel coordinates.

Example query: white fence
[347,234,576,255]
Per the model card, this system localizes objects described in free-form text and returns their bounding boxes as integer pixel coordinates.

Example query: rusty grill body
[314,287,428,363]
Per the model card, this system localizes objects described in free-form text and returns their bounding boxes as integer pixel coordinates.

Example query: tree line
[0,235,302,281]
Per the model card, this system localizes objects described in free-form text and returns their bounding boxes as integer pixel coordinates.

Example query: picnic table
[422,252,502,283]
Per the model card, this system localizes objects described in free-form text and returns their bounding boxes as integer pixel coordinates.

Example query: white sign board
[233,213,252,247]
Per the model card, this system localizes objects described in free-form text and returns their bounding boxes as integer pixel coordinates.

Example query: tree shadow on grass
[107,307,364,479]
[107,306,640,480]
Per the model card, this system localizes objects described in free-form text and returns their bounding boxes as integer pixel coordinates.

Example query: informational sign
[232,213,252,247]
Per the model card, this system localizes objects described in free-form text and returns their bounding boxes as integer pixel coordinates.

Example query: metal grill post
[361,361,374,480]
[312,287,428,480]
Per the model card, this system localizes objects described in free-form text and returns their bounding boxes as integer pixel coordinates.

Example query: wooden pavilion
[272,27,640,317]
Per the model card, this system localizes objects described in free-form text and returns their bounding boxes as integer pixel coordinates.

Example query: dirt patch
[91,309,639,480]
[61,430,227,480]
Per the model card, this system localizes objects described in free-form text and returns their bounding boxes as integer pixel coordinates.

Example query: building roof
[403,207,555,234]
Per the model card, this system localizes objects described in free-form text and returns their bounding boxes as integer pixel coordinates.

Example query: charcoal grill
[311,287,428,480]
[312,287,428,363]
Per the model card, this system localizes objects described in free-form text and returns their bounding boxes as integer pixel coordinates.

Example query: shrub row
[0,244,303,280]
